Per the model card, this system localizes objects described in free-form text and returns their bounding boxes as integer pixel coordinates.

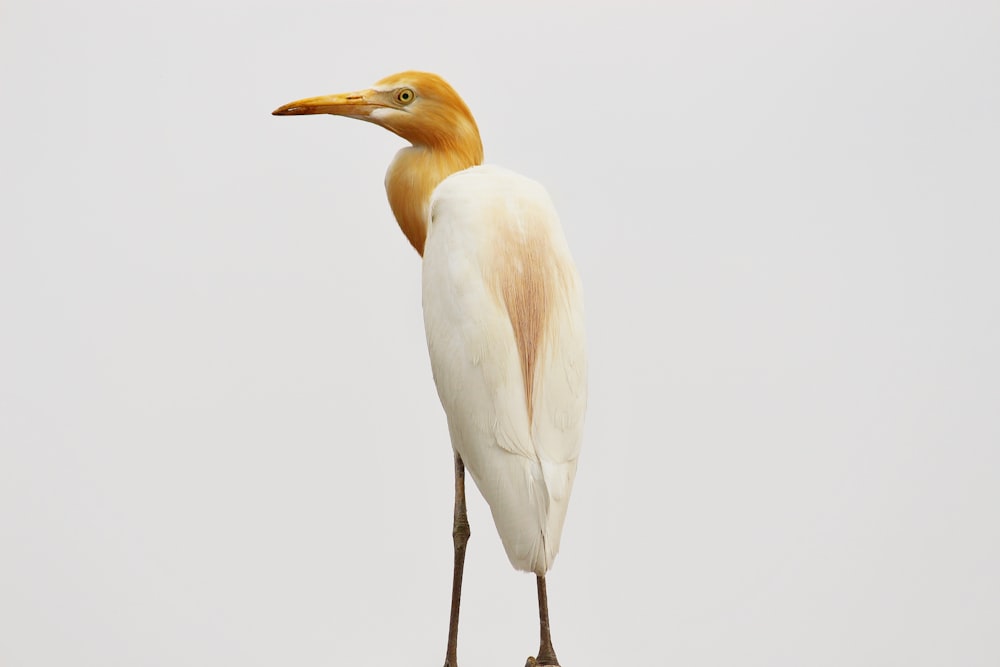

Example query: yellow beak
[272,89,385,118]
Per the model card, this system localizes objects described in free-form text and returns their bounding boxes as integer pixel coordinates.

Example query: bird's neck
[385,139,483,256]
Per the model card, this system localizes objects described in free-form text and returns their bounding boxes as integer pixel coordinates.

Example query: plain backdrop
[2,1,998,665]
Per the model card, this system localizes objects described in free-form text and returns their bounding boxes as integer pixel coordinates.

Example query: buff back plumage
[424,166,587,574]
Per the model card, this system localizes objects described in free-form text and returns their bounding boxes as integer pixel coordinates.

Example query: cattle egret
[273,71,587,667]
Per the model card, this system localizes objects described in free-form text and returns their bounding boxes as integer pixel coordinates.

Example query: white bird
[273,71,587,667]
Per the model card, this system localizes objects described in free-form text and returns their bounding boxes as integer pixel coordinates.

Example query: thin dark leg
[531,574,560,666]
[444,453,470,667]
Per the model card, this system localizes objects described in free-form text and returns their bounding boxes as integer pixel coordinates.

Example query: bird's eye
[395,88,415,105]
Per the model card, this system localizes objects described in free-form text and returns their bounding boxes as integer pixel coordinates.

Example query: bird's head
[273,71,483,160]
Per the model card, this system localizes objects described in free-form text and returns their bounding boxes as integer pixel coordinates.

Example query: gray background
[2,1,998,665]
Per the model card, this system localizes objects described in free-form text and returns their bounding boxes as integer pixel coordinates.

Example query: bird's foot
[525,656,560,667]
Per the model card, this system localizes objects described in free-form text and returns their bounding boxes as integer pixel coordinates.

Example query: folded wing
[422,165,587,575]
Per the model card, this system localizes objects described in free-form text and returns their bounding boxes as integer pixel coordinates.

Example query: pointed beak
[272,89,384,118]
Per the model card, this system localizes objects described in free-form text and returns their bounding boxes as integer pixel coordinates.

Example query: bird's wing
[422,165,587,574]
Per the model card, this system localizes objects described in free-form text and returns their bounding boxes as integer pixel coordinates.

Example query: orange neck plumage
[385,139,482,255]
[370,70,484,255]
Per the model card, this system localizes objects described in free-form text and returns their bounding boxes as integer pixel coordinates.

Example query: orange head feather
[273,71,485,255]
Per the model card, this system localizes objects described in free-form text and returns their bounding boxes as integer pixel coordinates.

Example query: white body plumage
[422,165,587,575]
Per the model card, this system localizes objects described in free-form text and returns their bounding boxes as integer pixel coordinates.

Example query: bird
[273,71,587,667]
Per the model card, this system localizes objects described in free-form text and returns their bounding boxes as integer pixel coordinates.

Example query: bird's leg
[444,452,470,667]
[526,574,560,667]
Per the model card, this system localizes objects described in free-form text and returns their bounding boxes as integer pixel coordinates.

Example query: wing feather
[422,165,586,575]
